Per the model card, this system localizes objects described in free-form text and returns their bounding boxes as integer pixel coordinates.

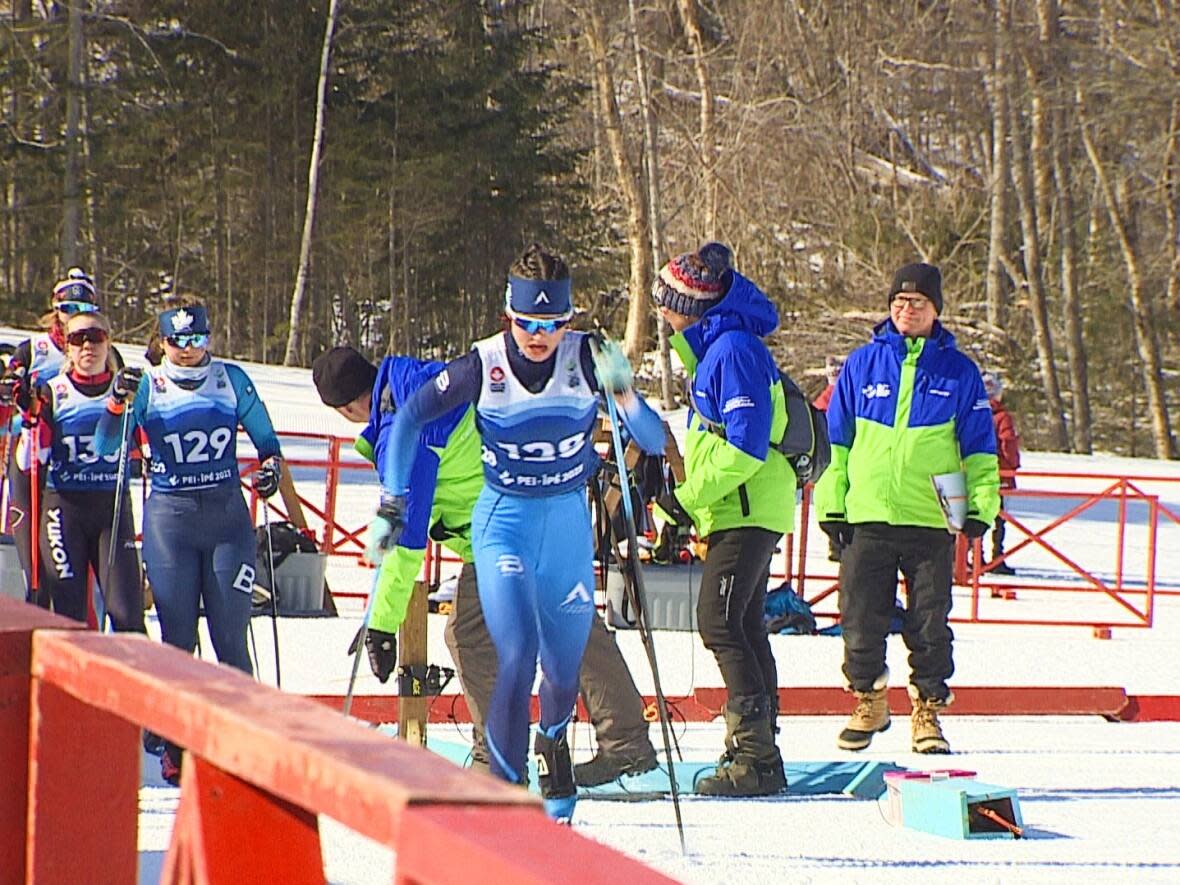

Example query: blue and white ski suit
[96,358,281,674]
[384,330,665,784]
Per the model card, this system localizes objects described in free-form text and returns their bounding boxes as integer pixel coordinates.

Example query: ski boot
[535,725,576,823]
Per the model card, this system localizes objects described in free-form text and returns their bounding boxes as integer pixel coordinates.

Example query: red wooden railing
[0,595,674,885]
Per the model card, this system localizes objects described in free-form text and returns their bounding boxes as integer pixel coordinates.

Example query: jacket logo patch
[973,398,990,410]
[722,395,755,414]
[435,370,451,393]
[862,382,891,399]
[929,388,950,397]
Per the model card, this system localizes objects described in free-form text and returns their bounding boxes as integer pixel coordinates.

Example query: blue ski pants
[472,487,595,784]
[142,485,255,674]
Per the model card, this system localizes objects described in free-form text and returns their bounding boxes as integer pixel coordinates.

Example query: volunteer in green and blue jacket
[814,262,1000,756]
[652,244,792,798]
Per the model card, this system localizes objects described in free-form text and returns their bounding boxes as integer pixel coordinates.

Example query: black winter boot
[573,746,658,786]
[694,696,786,797]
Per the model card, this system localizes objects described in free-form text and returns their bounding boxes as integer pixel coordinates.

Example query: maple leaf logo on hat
[170,309,194,332]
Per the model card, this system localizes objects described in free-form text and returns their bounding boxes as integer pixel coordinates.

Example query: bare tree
[984,0,1011,330]
[675,0,717,239]
[284,0,340,366]
[61,0,85,268]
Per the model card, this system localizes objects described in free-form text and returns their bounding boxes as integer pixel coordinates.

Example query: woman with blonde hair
[15,309,144,630]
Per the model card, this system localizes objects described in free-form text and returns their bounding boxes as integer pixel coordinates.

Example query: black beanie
[889,262,943,314]
[312,346,377,407]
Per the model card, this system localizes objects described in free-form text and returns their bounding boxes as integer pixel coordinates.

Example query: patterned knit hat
[52,267,97,307]
[652,252,727,318]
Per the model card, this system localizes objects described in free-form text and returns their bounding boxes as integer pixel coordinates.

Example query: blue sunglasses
[55,300,99,316]
[512,315,569,335]
[166,333,209,349]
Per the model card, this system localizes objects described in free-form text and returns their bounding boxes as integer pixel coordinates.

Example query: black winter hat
[312,346,377,407]
[889,262,943,314]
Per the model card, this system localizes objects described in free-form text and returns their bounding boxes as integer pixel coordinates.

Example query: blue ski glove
[364,495,406,565]
[591,337,634,395]
[252,455,282,499]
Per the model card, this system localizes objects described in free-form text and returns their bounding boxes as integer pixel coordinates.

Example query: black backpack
[774,371,831,487]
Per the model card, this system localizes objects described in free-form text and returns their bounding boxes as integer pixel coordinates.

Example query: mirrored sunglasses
[512,315,569,335]
[65,327,109,347]
[56,300,99,316]
[166,333,209,349]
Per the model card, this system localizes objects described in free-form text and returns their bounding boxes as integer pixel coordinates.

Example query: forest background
[2,0,1178,456]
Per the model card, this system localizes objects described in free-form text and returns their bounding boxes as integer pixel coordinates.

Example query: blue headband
[159,305,210,337]
[506,275,572,318]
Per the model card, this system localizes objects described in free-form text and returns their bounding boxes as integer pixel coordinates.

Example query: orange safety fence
[0,595,673,885]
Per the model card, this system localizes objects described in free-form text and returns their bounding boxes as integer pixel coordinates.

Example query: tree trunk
[675,0,717,239]
[984,0,1011,330]
[627,0,673,407]
[1164,98,1180,313]
[1007,67,1069,450]
[1052,110,1092,454]
[1078,86,1177,459]
[61,0,85,268]
[584,1,652,360]
[284,0,340,366]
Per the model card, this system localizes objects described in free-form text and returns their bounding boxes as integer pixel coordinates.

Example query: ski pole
[602,384,686,855]
[28,398,42,602]
[107,405,133,573]
[344,567,382,718]
[261,501,282,688]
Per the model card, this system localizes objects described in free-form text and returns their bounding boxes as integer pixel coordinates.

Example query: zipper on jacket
[890,337,924,513]
[738,483,751,517]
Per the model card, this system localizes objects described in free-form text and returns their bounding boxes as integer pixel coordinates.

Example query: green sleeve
[675,432,764,515]
[812,443,851,521]
[669,333,699,376]
[369,545,425,633]
[964,451,1001,524]
[355,435,375,464]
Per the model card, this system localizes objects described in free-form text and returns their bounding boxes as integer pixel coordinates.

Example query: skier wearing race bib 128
[372,244,666,823]
[94,302,283,682]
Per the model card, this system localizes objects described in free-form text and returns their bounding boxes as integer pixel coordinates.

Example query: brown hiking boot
[837,670,890,751]
[909,685,953,754]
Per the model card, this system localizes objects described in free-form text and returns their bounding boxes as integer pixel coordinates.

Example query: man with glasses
[814,262,1000,754]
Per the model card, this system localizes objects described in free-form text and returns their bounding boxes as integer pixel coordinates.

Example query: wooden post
[398,580,429,747]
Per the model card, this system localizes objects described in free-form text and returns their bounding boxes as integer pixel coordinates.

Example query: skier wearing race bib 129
[94,302,283,680]
[372,244,666,823]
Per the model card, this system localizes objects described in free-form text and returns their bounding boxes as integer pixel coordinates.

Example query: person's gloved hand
[591,337,634,395]
[0,376,19,407]
[112,366,144,403]
[820,521,855,548]
[364,495,406,565]
[347,627,398,683]
[252,455,282,499]
[653,491,693,528]
[961,518,989,539]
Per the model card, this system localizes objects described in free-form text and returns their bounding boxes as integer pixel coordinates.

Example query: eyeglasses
[166,333,209,349]
[65,327,109,347]
[891,294,932,311]
[512,316,569,335]
[55,300,99,316]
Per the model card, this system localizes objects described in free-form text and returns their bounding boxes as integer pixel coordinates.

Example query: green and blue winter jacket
[357,356,483,634]
[813,319,1000,529]
[667,272,795,538]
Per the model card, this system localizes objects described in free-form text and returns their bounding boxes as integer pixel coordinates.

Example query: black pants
[39,488,145,631]
[990,496,1008,559]
[443,561,652,763]
[696,527,781,701]
[838,523,954,700]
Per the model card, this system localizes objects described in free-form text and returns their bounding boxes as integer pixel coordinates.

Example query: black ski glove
[820,521,855,548]
[654,491,693,528]
[347,627,398,683]
[0,376,18,407]
[112,366,144,403]
[961,518,990,539]
[252,455,282,499]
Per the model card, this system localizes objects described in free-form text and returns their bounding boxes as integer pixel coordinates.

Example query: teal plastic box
[898,777,1023,840]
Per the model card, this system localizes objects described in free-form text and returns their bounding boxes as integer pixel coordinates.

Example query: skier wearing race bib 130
[94,302,283,683]
[372,244,666,823]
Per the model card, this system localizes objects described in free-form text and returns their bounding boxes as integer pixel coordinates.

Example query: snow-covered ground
[5,327,1180,883]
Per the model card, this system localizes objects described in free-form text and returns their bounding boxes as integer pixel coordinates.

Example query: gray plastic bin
[1,534,25,601]
[257,551,328,614]
[604,562,697,631]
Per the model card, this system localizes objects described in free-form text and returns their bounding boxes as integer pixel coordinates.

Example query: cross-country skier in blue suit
[95,303,283,678]
[371,244,666,822]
